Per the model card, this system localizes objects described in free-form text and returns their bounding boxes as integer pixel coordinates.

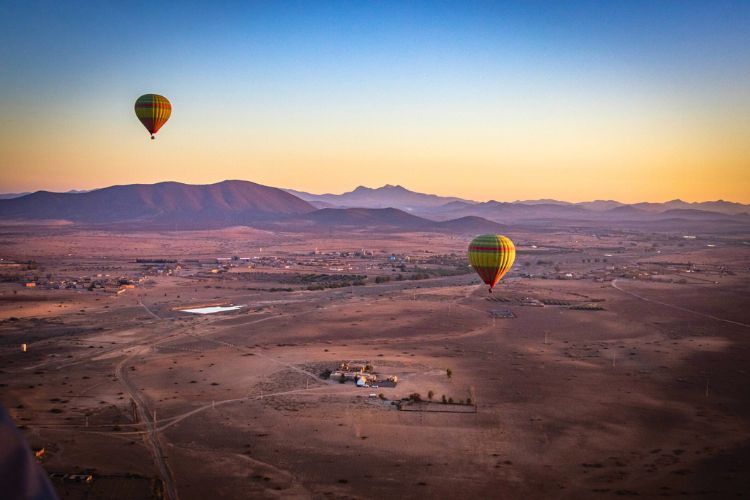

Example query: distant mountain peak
[352,184,408,193]
[286,183,473,209]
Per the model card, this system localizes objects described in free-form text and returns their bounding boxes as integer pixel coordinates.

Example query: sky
[1,0,748,203]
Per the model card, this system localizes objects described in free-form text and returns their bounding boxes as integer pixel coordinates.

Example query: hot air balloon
[134,94,171,139]
[468,234,515,293]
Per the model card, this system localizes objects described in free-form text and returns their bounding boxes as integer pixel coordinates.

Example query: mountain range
[1,181,748,233]
[286,185,750,216]
[0,189,88,200]
[284,184,471,210]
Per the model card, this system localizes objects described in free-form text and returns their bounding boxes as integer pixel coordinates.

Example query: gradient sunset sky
[1,1,748,202]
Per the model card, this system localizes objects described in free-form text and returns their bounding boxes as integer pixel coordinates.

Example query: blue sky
[1,1,748,201]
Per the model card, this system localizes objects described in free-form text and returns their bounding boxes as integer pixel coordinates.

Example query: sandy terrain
[1,226,749,499]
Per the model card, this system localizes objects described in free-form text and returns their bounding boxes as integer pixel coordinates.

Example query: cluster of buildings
[211,253,367,273]
[48,473,94,484]
[329,361,398,388]
[136,259,182,277]
[198,250,465,278]
[21,275,144,293]
[312,249,375,258]
[9,258,188,293]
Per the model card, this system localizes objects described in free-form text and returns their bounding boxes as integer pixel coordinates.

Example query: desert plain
[1,224,749,499]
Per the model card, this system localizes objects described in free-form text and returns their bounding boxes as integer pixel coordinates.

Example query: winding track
[106,307,320,499]
[29,277,487,497]
[138,299,162,320]
[116,346,178,500]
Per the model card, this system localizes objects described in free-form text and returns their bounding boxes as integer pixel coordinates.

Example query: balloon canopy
[134,94,171,139]
[468,234,516,292]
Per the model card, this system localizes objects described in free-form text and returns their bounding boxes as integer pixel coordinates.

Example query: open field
[1,225,749,499]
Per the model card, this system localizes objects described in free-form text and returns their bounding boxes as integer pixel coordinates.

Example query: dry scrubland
[1,225,749,499]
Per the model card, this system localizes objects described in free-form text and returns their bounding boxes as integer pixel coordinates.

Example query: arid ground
[1,225,749,499]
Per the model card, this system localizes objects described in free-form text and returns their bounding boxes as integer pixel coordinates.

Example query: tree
[427,390,434,401]
[446,368,452,379]
[441,395,447,404]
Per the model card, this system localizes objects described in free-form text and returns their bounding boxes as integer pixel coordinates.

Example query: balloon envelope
[468,234,515,291]
[134,94,171,139]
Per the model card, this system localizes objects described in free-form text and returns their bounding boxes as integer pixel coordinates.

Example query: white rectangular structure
[180,305,242,315]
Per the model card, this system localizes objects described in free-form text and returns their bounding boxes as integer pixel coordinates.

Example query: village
[0,231,734,301]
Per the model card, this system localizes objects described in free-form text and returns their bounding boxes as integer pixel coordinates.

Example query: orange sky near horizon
[2,98,748,203]
[1,2,749,204]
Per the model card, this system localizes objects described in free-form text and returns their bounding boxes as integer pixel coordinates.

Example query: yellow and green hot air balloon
[468,234,515,293]
[134,94,171,139]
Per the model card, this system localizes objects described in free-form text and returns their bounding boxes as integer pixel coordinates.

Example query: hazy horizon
[2,178,749,205]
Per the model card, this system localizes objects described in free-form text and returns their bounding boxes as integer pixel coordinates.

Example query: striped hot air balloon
[468,234,516,293]
[134,94,171,139]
